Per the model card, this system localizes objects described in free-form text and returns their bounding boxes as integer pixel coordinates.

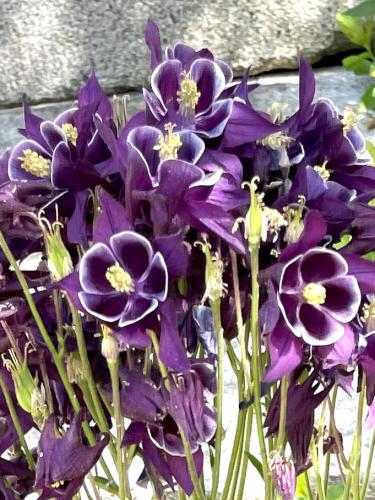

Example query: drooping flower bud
[66,352,85,385]
[269,451,296,500]
[2,349,36,414]
[101,326,119,363]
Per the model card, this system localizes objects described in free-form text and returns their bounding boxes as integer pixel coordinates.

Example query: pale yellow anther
[105,262,134,293]
[62,123,78,145]
[18,149,51,178]
[154,123,182,160]
[258,131,294,150]
[342,107,358,136]
[303,282,326,306]
[313,160,331,182]
[177,71,201,115]
[51,480,65,489]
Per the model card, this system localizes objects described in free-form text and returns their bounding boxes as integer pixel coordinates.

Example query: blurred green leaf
[245,452,264,479]
[337,13,373,47]
[343,52,372,74]
[359,84,375,111]
[326,484,345,499]
[295,472,309,500]
[94,476,119,495]
[364,250,375,260]
[366,140,375,165]
[343,0,375,18]
[333,233,352,250]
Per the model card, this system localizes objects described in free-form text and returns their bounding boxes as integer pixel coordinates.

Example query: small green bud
[31,384,49,429]
[101,327,119,363]
[66,352,85,384]
[2,349,36,414]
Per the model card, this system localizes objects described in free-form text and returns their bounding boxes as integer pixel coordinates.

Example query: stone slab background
[0,0,366,107]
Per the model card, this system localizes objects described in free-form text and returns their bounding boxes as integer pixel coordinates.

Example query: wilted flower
[269,452,296,500]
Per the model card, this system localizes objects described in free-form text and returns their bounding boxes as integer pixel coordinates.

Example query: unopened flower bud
[2,349,35,414]
[101,327,119,363]
[31,384,49,429]
[66,352,85,384]
[269,452,296,500]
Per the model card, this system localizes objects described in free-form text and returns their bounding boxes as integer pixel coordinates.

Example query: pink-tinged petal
[141,252,168,302]
[79,243,116,294]
[298,303,344,346]
[110,231,153,280]
[195,99,233,138]
[300,248,347,283]
[279,210,327,263]
[40,121,66,151]
[190,59,226,114]
[263,321,303,383]
[167,448,204,496]
[119,297,158,327]
[316,323,354,369]
[322,276,361,322]
[344,253,375,294]
[151,60,183,111]
[78,291,127,322]
[8,140,50,181]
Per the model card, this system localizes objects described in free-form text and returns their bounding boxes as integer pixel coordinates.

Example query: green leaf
[366,140,375,165]
[326,484,345,500]
[359,85,375,111]
[245,452,264,479]
[295,472,309,500]
[342,52,371,74]
[333,233,352,250]
[337,13,373,46]
[343,0,375,18]
[93,476,119,496]
[364,250,375,261]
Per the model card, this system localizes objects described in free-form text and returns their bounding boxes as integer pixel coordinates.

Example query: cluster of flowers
[1,19,375,500]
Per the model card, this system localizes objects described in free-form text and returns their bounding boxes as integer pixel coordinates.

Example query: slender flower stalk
[276,376,289,452]
[310,438,326,500]
[0,371,35,470]
[324,386,338,491]
[360,428,375,500]
[353,375,366,500]
[179,425,206,500]
[235,407,253,500]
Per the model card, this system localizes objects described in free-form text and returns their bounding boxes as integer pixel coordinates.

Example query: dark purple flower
[34,412,109,499]
[278,247,361,345]
[78,230,168,327]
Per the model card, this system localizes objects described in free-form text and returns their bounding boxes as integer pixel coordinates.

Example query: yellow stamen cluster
[51,480,65,489]
[313,160,331,182]
[105,262,134,293]
[154,123,182,160]
[18,149,50,178]
[258,131,294,150]
[62,123,78,145]
[342,107,358,136]
[303,282,326,305]
[261,207,287,243]
[177,71,201,115]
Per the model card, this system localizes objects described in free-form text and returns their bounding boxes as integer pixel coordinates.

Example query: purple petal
[195,99,233,138]
[141,252,168,301]
[145,20,163,70]
[199,149,243,184]
[122,422,146,446]
[298,303,344,346]
[263,321,303,383]
[151,60,183,111]
[316,324,355,369]
[114,324,151,348]
[300,248,347,283]
[8,140,50,181]
[178,130,205,164]
[127,126,163,181]
[153,231,189,278]
[159,299,190,373]
[190,59,225,114]
[54,107,77,128]
[280,256,302,292]
[79,291,127,322]
[40,121,66,151]
[110,231,152,280]
[277,293,300,333]
[322,276,360,322]
[143,434,174,489]
[344,253,375,294]
[364,398,375,431]
[167,448,204,496]
[79,242,116,294]
[67,190,90,246]
[119,297,157,327]
[93,190,131,245]
[57,272,83,311]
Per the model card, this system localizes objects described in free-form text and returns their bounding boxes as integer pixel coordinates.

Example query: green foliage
[326,484,345,499]
[337,2,375,110]
[366,139,375,165]
[245,452,264,479]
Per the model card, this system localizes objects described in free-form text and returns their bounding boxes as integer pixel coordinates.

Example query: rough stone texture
[0,0,366,107]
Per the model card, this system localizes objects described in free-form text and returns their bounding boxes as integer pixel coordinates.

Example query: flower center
[303,282,326,305]
[177,71,201,115]
[51,481,65,489]
[313,160,330,181]
[105,263,134,293]
[342,107,357,136]
[62,123,78,145]
[18,149,51,178]
[154,123,182,160]
[258,131,294,150]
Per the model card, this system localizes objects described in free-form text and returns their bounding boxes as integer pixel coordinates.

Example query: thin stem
[179,425,205,500]
[0,371,35,470]
[147,329,169,388]
[249,244,271,498]
[360,428,375,500]
[310,438,326,500]
[353,376,366,500]
[235,406,254,500]
[0,231,115,485]
[209,299,224,500]
[276,375,289,452]
[178,487,187,500]
[108,360,130,500]
[324,386,338,492]
[303,471,314,500]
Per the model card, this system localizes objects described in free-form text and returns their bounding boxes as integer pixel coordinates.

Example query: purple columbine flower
[278,247,361,346]
[34,412,109,499]
[78,230,168,327]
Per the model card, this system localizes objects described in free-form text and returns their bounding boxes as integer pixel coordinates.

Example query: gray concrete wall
[0,0,364,107]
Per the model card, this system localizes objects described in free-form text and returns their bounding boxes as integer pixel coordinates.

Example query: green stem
[249,244,271,499]
[235,406,253,500]
[353,376,366,500]
[360,428,375,500]
[304,471,314,500]
[324,386,338,492]
[178,487,187,500]
[0,231,115,485]
[209,299,224,500]
[147,329,169,387]
[276,376,289,452]
[179,426,205,500]
[0,371,35,470]
[310,438,326,500]
[108,360,131,500]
